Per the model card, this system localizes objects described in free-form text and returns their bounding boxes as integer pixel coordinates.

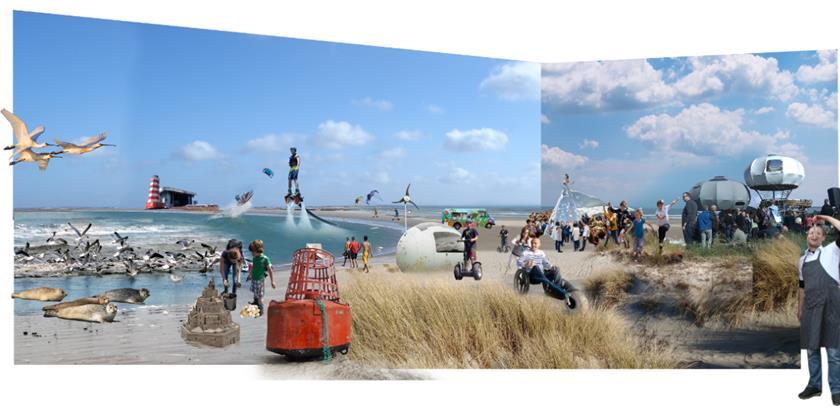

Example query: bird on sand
[1,108,51,156]
[392,183,419,210]
[123,260,138,278]
[9,147,63,171]
[53,132,114,155]
[175,239,194,250]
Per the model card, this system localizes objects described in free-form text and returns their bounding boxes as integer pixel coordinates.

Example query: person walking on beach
[220,239,244,295]
[361,236,371,273]
[246,240,276,317]
[655,198,678,254]
[797,215,840,404]
[682,192,698,246]
[551,221,563,253]
[342,237,351,267]
[698,205,714,248]
[580,222,589,252]
[348,237,360,269]
[572,222,581,251]
[287,147,301,198]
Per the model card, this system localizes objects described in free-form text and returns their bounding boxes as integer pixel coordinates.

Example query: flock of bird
[14,221,223,281]
[3,108,114,171]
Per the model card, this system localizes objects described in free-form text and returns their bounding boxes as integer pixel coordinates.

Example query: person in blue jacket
[698,205,714,248]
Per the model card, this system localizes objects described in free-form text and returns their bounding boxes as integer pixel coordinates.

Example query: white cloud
[177,140,219,161]
[674,54,798,101]
[437,163,474,184]
[315,120,374,149]
[540,144,588,169]
[541,114,551,124]
[578,138,599,149]
[826,92,838,112]
[626,103,805,160]
[394,130,421,141]
[796,50,838,84]
[479,62,540,101]
[427,104,444,114]
[754,106,774,115]
[244,133,300,153]
[380,147,407,159]
[444,128,508,151]
[786,102,837,129]
[353,97,394,111]
[542,59,675,112]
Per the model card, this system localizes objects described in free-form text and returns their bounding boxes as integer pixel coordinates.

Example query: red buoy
[266,248,351,359]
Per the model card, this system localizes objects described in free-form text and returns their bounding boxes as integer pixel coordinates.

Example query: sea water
[13,209,404,314]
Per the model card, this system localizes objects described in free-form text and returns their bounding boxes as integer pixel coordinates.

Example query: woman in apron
[798,215,840,404]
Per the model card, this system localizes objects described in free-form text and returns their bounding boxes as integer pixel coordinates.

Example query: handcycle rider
[516,237,570,297]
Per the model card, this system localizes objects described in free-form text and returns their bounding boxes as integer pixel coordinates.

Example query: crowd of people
[517,193,838,261]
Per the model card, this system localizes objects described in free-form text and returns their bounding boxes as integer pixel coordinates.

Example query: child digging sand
[246,240,276,316]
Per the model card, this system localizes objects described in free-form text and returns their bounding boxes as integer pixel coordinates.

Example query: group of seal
[13,286,150,323]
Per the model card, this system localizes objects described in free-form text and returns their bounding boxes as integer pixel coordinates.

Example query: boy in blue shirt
[632,209,648,261]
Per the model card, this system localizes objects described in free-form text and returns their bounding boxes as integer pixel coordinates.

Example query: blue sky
[541,51,839,207]
[11,12,540,208]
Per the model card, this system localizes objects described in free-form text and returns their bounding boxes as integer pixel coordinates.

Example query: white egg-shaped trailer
[744,155,805,191]
[396,222,465,272]
[689,176,752,210]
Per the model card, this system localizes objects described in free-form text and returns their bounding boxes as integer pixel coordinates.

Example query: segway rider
[798,215,840,403]
[517,237,569,297]
[499,225,509,250]
[461,221,479,268]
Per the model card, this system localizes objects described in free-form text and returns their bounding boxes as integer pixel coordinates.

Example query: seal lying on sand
[94,288,150,304]
[54,303,118,323]
[42,296,109,317]
[11,287,67,302]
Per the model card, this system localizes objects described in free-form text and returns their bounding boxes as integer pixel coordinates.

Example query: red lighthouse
[145,175,164,209]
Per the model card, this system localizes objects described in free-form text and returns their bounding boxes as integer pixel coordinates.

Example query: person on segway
[516,237,570,298]
[461,221,479,269]
[498,225,509,252]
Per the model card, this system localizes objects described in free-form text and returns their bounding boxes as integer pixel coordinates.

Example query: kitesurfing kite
[365,189,380,205]
[354,195,364,205]
[262,168,274,178]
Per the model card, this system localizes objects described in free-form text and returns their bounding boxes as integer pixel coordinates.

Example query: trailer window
[766,159,783,172]
[434,232,463,253]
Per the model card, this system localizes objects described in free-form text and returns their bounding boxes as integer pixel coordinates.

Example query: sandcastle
[180,280,240,347]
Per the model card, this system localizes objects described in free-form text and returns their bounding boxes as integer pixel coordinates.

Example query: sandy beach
[14,207,798,371]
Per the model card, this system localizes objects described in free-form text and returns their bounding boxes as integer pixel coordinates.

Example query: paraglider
[262,168,274,178]
[366,189,380,205]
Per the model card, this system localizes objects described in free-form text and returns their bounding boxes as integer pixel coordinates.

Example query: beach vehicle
[453,259,482,280]
[513,266,580,310]
[266,247,351,360]
[441,208,496,230]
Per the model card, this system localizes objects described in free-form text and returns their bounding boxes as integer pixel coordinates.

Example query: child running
[655,198,679,254]
[246,240,276,317]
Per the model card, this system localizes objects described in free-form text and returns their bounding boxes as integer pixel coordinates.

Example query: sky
[541,50,839,208]
[10,12,541,208]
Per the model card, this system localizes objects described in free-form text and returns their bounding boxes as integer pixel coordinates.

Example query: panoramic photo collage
[8,12,839,377]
